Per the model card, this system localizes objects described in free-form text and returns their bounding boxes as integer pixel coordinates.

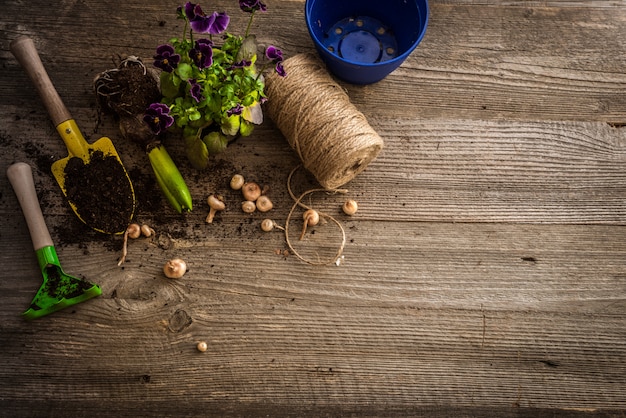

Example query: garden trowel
[10,36,135,234]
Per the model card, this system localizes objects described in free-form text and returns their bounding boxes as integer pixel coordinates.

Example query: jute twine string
[283,165,347,266]
[265,53,384,190]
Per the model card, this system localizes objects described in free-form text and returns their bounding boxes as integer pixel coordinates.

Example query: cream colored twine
[284,165,347,266]
[265,53,384,190]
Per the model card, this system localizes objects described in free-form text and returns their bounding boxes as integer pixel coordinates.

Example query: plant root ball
[94,56,162,148]
[95,57,161,116]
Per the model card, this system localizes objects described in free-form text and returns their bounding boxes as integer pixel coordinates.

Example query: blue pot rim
[304,0,429,69]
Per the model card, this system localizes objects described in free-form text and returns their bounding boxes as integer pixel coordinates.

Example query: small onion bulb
[342,199,358,216]
[206,194,226,223]
[303,209,320,226]
[261,218,275,232]
[163,258,187,279]
[118,223,141,266]
[230,174,245,190]
[242,200,256,213]
[260,218,284,232]
[126,223,141,239]
[141,224,155,237]
[256,195,273,212]
[242,182,262,201]
[300,209,320,240]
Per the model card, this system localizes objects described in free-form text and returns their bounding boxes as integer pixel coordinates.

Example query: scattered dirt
[5,54,303,253]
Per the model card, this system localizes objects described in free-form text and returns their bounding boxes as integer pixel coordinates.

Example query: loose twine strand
[265,53,384,190]
[283,165,347,266]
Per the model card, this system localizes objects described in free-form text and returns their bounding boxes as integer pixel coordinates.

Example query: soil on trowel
[63,150,134,233]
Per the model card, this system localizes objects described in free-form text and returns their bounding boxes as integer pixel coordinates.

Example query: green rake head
[7,163,102,320]
[23,246,102,320]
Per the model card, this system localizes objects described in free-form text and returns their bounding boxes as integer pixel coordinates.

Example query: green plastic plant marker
[7,162,102,319]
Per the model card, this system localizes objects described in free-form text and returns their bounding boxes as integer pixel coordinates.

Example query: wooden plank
[4,115,624,228]
[357,118,626,223]
[346,3,626,123]
[2,2,626,123]
[0,223,624,413]
[437,0,625,7]
[1,0,625,416]
[34,221,626,313]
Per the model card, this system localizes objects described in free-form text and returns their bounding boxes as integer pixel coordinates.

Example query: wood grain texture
[1,0,625,416]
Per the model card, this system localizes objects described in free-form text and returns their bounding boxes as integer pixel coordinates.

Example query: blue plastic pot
[305,0,429,84]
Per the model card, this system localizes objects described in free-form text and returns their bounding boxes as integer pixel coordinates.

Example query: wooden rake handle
[7,163,54,251]
[10,36,72,127]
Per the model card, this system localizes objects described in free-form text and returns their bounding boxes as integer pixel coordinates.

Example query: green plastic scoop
[7,162,102,319]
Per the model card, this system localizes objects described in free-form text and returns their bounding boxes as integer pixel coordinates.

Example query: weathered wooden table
[1,0,625,416]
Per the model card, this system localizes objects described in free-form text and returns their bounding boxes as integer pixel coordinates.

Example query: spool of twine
[265,53,384,190]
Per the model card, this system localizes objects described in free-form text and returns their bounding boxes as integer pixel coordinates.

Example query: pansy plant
[147,1,286,169]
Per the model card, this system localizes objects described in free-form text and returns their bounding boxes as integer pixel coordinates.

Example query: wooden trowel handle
[10,36,72,127]
[7,163,54,251]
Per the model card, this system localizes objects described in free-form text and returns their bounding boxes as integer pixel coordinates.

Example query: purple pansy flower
[265,45,283,62]
[239,0,267,13]
[189,38,213,69]
[188,79,204,102]
[153,44,180,72]
[209,11,230,34]
[227,104,244,116]
[183,2,193,17]
[144,103,174,135]
[184,2,230,34]
[265,45,286,77]
[275,61,286,77]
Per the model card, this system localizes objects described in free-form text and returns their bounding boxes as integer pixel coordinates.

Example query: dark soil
[63,150,135,234]
[55,58,161,237]
[95,59,161,149]
[6,56,298,251]
[29,265,99,311]
[95,60,160,117]
[49,265,96,298]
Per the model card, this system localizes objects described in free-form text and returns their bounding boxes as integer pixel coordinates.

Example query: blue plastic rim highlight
[305,0,429,84]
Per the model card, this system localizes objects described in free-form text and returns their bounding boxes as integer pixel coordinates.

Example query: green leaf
[160,72,181,99]
[187,108,202,121]
[148,144,193,213]
[204,73,218,87]
[184,134,210,169]
[219,84,235,99]
[208,94,222,114]
[220,115,241,136]
[183,125,199,138]
[176,63,194,80]
[242,94,255,107]
[239,120,254,137]
[202,131,229,154]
